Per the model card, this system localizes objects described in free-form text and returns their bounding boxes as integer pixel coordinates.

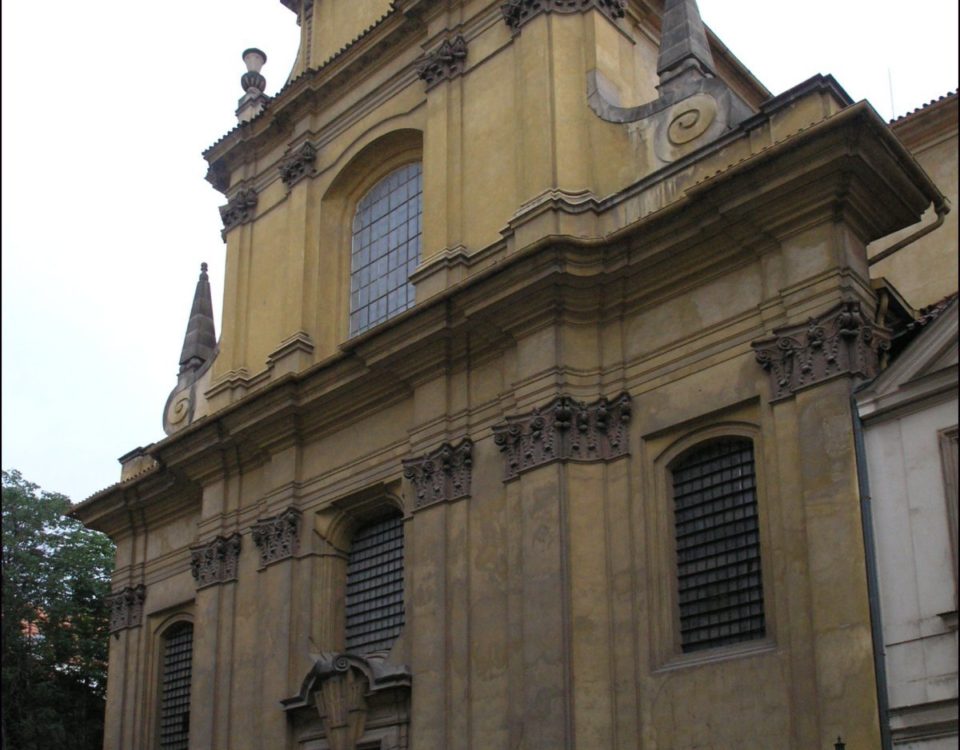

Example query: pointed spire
[178,263,217,374]
[657,0,716,86]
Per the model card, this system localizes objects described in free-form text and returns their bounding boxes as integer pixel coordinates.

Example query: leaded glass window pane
[672,438,765,652]
[350,163,422,336]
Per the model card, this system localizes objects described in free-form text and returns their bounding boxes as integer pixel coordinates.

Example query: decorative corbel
[402,438,473,509]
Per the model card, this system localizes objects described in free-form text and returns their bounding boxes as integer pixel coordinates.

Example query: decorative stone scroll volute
[752,300,891,402]
[190,533,242,589]
[219,187,258,236]
[417,35,468,90]
[279,142,317,188]
[493,393,632,481]
[251,508,301,568]
[501,0,626,33]
[281,653,412,750]
[402,439,473,509]
[107,585,146,634]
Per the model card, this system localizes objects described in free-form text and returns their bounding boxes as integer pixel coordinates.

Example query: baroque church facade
[74,1,958,748]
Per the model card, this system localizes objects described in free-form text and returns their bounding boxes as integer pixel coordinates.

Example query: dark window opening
[672,438,765,652]
[345,513,405,654]
[159,623,193,750]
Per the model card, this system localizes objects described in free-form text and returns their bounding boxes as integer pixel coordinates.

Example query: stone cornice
[752,300,891,402]
[76,97,944,531]
[493,393,632,481]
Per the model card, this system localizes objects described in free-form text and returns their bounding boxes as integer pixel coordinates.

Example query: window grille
[159,623,193,750]
[349,162,422,336]
[345,513,405,654]
[672,438,765,652]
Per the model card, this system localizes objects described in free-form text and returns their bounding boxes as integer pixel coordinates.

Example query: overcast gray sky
[2,1,957,503]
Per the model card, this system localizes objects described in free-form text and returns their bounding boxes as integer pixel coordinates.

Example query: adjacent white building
[856,296,959,748]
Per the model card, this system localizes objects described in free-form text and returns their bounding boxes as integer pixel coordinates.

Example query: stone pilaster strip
[107,584,146,634]
[752,300,891,402]
[251,508,301,568]
[190,533,242,589]
[402,438,473,509]
[493,393,632,481]
[417,35,468,90]
[501,0,626,34]
[279,142,317,188]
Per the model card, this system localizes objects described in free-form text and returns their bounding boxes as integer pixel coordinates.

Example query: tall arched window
[349,162,422,336]
[158,622,193,750]
[671,437,765,652]
[345,512,405,654]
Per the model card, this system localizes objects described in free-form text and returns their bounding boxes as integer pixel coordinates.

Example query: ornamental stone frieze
[501,0,626,33]
[190,533,242,589]
[493,393,632,481]
[402,439,473,509]
[279,142,317,188]
[751,300,891,402]
[107,584,146,634]
[219,187,258,235]
[251,508,301,568]
[417,35,468,90]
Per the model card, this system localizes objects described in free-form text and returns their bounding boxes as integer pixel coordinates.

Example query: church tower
[74,1,949,748]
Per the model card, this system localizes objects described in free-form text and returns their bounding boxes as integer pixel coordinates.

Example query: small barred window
[672,438,765,652]
[349,162,422,336]
[159,623,193,750]
[345,513,405,654]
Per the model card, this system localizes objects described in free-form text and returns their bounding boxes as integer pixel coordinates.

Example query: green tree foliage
[2,470,115,750]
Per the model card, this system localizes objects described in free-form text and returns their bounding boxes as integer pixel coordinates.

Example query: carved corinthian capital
[279,142,317,188]
[751,300,891,401]
[493,393,632,481]
[501,0,626,33]
[417,35,468,90]
[219,187,258,235]
[402,438,473,509]
[107,584,146,634]
[251,508,301,568]
[190,533,242,588]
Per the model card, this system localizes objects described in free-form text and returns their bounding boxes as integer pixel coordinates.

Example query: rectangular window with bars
[671,438,765,652]
[159,623,193,750]
[345,514,405,654]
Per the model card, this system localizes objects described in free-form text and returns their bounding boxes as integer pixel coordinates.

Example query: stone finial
[657,0,716,88]
[236,48,269,123]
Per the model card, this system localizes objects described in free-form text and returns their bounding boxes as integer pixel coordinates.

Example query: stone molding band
[402,438,473,509]
[107,584,146,634]
[190,533,242,589]
[751,300,891,402]
[493,393,632,481]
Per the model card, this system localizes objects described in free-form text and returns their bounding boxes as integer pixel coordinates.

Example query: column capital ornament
[501,0,625,34]
[417,35,468,90]
[751,300,891,402]
[402,438,473,509]
[107,584,146,634]
[190,533,242,589]
[279,142,317,188]
[251,507,301,568]
[493,393,632,481]
[219,187,258,235]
